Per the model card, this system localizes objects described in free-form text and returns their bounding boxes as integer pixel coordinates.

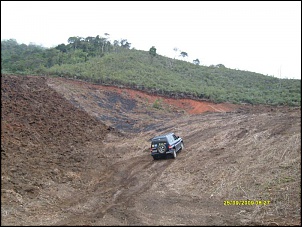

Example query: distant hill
[1,37,300,106]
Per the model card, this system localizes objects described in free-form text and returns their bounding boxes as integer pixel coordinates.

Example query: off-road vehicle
[150,133,184,160]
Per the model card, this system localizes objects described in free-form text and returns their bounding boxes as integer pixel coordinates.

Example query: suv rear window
[151,137,167,144]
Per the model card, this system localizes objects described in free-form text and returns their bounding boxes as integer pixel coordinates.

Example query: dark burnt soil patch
[93,91,137,112]
[47,77,187,133]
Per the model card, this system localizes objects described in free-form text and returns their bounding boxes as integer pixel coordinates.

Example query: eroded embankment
[47,76,238,115]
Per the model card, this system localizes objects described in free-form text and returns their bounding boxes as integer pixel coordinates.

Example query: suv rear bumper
[151,150,175,156]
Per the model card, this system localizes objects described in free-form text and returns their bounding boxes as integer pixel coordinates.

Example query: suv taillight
[168,145,173,149]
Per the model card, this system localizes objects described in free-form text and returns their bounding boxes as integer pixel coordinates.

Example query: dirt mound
[1,75,115,225]
[1,75,301,226]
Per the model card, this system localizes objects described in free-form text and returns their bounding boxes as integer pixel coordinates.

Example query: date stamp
[223,200,270,206]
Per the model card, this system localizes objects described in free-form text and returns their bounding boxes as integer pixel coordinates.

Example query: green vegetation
[152,98,163,109]
[1,37,300,106]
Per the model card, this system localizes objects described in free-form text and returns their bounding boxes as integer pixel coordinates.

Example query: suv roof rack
[152,132,174,140]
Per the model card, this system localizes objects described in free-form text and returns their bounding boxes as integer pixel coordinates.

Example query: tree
[216,64,225,68]
[103,33,111,52]
[67,36,83,49]
[100,37,107,53]
[56,44,68,53]
[149,46,157,63]
[193,58,200,65]
[68,36,77,49]
[149,46,156,57]
[120,39,131,49]
[113,40,120,52]
[180,51,188,58]
[85,36,94,43]
[113,40,119,46]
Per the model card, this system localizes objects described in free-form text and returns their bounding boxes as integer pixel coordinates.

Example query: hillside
[1,38,301,106]
[1,74,301,226]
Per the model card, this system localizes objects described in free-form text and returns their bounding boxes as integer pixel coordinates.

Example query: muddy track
[52,154,174,225]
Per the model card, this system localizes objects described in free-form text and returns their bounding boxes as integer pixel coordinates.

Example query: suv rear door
[151,137,168,153]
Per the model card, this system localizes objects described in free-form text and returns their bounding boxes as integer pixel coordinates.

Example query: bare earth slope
[1,75,301,226]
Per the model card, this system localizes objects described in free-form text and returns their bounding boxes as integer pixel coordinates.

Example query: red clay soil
[121,88,237,114]
[51,77,238,115]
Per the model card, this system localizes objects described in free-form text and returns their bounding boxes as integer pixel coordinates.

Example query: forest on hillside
[1,36,301,106]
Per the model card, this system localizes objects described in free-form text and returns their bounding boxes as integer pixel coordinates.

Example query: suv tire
[172,150,177,159]
[157,144,166,154]
[153,156,159,160]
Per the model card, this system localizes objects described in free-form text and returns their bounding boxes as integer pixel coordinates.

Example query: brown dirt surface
[1,74,301,226]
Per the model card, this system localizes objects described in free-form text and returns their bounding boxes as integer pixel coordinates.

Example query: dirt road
[1,75,301,225]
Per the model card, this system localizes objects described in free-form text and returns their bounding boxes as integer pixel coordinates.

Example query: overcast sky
[1,1,301,79]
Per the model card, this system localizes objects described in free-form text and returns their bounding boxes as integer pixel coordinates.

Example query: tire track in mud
[98,157,172,221]
[54,155,174,225]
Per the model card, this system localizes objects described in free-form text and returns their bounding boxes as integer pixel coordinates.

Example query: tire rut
[54,155,174,225]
